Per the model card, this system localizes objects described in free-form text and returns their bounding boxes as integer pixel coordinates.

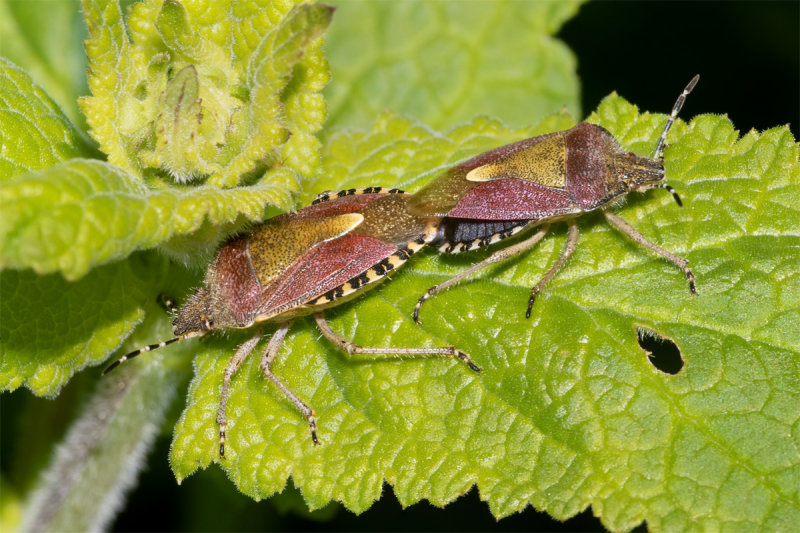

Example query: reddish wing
[256,232,397,319]
[211,236,263,326]
[564,123,611,210]
[448,178,580,220]
[408,131,564,218]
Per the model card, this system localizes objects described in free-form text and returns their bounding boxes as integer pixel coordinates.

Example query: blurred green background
[1,1,797,531]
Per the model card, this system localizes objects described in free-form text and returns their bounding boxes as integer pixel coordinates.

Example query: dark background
[561,1,799,139]
[2,2,797,532]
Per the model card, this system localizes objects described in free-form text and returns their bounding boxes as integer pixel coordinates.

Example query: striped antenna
[652,75,699,162]
[655,183,683,207]
[103,336,184,374]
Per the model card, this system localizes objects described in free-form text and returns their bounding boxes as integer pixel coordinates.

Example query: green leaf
[0,159,297,279]
[16,307,189,532]
[79,0,330,187]
[0,57,94,179]
[168,98,800,528]
[0,252,172,396]
[323,0,582,131]
[3,1,795,529]
[0,0,88,129]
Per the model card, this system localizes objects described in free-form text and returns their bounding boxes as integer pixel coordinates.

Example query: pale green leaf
[0,159,296,279]
[17,306,189,532]
[0,253,174,397]
[210,1,333,186]
[79,0,330,187]
[0,57,93,179]
[168,97,800,530]
[323,0,582,131]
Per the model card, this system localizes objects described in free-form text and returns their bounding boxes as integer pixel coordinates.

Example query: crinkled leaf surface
[0,248,200,397]
[1,255,156,397]
[323,0,582,131]
[16,305,188,533]
[80,0,330,186]
[170,97,800,530]
[0,159,295,279]
[2,1,796,529]
[0,57,93,179]
[0,1,339,280]
[0,47,284,396]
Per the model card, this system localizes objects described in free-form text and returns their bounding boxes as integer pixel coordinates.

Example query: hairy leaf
[0,57,93,179]
[79,0,330,186]
[17,306,188,532]
[0,251,193,397]
[169,98,800,530]
[0,159,295,279]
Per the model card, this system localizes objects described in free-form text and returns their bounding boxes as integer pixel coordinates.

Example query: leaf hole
[636,327,683,374]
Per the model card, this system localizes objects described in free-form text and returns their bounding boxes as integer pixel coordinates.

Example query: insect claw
[687,273,697,294]
[454,350,481,373]
[526,295,536,319]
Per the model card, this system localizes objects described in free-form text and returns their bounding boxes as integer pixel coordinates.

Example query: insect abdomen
[431,218,529,253]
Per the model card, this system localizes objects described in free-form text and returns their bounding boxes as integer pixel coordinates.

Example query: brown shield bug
[105,188,480,457]
[409,76,699,323]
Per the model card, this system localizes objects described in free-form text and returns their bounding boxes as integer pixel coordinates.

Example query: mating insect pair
[105,76,699,456]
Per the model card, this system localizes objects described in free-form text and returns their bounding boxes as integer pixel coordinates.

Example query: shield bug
[409,76,699,323]
[105,188,480,457]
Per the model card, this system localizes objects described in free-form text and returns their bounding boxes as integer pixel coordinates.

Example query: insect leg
[603,210,696,293]
[413,224,551,324]
[314,313,481,372]
[157,293,179,314]
[217,330,262,458]
[256,320,319,445]
[526,220,580,318]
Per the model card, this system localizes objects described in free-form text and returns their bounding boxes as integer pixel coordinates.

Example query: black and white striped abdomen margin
[431,218,531,254]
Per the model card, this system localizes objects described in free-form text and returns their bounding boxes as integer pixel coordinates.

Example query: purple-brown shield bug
[105,188,480,457]
[409,76,699,323]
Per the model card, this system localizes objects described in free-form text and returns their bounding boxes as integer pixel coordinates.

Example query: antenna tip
[661,184,684,207]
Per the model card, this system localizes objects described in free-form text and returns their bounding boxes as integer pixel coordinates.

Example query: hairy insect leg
[257,320,320,446]
[603,210,696,293]
[217,330,262,458]
[526,220,580,318]
[413,224,551,324]
[315,313,481,372]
